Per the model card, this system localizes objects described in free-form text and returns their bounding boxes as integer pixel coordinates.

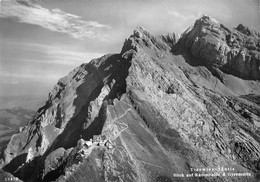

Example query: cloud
[168,10,202,21]
[2,80,20,85]
[0,41,104,84]
[4,41,104,66]
[0,0,111,40]
[0,70,62,80]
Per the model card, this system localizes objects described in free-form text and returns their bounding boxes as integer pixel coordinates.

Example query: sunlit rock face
[1,16,260,182]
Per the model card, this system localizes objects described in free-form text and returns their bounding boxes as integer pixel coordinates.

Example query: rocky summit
[1,15,260,182]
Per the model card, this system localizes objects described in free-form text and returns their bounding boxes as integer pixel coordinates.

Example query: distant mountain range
[0,95,46,110]
[1,15,260,182]
[0,107,35,157]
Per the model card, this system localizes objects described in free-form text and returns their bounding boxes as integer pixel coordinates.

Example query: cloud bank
[0,0,111,40]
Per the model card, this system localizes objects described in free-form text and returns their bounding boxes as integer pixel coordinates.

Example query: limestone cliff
[1,16,260,182]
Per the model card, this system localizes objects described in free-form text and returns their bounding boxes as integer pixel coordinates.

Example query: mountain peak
[121,26,176,54]
[132,26,150,39]
[180,15,221,39]
[195,14,220,27]
[200,14,216,21]
[135,26,146,31]
[178,14,260,80]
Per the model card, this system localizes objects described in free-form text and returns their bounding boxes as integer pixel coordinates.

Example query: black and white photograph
[0,0,259,181]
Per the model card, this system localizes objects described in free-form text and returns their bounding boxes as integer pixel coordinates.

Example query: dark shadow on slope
[82,102,107,141]
[3,153,27,174]
[241,94,260,106]
[173,49,207,67]
[43,163,65,182]
[30,100,53,125]
[3,155,41,181]
[173,45,257,81]
[219,67,256,81]
[49,84,104,151]
[172,49,232,85]
[90,53,131,102]
[105,58,131,101]
[54,104,62,128]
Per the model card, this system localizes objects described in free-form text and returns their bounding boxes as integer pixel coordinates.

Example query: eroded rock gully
[1,15,260,182]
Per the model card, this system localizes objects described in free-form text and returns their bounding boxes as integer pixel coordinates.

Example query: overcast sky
[0,0,259,98]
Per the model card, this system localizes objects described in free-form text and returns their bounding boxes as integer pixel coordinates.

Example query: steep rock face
[178,15,260,80]
[1,17,260,182]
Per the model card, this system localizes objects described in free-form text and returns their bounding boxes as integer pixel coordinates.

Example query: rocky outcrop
[1,16,260,182]
[178,15,260,80]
